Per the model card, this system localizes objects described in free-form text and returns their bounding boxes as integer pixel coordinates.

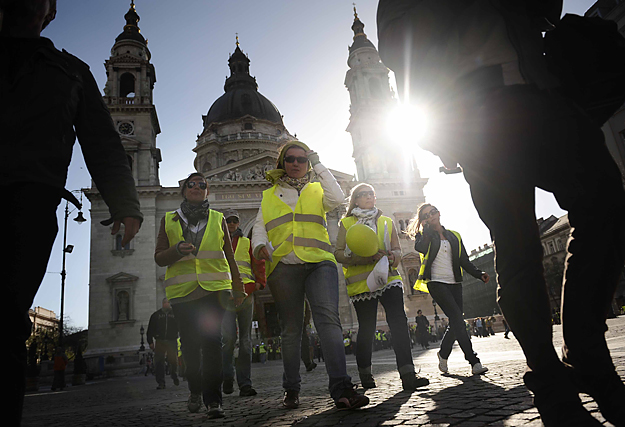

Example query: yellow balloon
[346,224,378,257]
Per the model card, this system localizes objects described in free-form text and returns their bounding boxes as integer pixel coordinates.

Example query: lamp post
[139,325,145,352]
[59,191,87,347]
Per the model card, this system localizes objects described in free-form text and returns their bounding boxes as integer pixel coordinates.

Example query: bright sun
[386,103,430,149]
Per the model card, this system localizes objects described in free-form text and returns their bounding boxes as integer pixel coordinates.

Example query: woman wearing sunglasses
[252,141,369,410]
[154,173,245,418]
[407,203,490,376]
[335,183,430,391]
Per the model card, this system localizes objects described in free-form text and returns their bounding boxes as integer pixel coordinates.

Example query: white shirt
[430,240,457,284]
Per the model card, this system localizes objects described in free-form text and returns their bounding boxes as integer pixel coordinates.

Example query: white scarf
[345,207,379,257]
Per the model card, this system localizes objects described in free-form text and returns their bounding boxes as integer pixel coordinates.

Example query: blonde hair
[344,183,375,218]
[406,203,433,239]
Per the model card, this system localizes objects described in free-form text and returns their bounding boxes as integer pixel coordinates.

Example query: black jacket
[0,36,142,224]
[146,309,178,345]
[414,227,483,283]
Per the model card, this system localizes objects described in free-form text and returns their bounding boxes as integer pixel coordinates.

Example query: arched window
[119,73,136,98]
[202,162,212,172]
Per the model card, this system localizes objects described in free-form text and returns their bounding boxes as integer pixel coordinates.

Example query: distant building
[29,307,58,335]
[465,213,625,319]
[463,244,498,318]
[539,215,570,312]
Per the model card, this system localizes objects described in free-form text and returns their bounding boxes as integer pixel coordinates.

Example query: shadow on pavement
[291,390,411,426]
[423,372,535,425]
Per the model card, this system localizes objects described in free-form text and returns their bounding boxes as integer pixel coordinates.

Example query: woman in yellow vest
[154,173,245,419]
[252,141,369,411]
[335,183,429,391]
[407,203,489,376]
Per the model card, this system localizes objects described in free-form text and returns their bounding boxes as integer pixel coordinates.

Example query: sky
[32,0,599,330]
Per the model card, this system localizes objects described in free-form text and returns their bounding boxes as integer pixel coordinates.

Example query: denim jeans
[222,293,254,388]
[427,282,479,366]
[352,285,415,375]
[454,85,625,401]
[172,291,230,405]
[268,261,353,400]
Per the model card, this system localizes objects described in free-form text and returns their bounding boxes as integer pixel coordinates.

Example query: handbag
[544,13,625,126]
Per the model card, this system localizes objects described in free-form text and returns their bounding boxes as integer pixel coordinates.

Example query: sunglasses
[186,181,207,190]
[284,156,309,164]
[355,190,375,199]
[226,217,239,224]
[421,207,439,220]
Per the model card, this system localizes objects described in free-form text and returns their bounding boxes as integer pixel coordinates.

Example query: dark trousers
[455,85,625,401]
[154,339,178,385]
[4,185,61,426]
[352,286,415,375]
[172,291,229,406]
[427,282,479,366]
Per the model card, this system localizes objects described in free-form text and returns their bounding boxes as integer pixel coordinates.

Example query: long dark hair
[406,203,432,239]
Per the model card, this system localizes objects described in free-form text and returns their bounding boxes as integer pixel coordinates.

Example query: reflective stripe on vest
[261,182,336,276]
[164,210,232,299]
[413,230,462,294]
[341,215,403,297]
[234,236,255,284]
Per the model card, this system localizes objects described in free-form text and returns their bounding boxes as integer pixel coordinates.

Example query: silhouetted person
[378,1,625,425]
[1,1,142,424]
[147,298,180,389]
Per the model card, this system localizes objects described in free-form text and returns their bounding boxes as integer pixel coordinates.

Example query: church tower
[85,2,165,364]
[344,8,431,319]
[102,0,161,187]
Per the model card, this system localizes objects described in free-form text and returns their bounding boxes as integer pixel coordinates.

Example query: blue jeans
[172,291,229,406]
[222,293,254,388]
[268,261,353,400]
[427,282,480,366]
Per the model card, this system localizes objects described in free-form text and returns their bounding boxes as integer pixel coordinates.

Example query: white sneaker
[471,362,488,375]
[437,352,448,373]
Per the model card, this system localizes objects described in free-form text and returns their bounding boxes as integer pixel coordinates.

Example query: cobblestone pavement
[23,317,625,427]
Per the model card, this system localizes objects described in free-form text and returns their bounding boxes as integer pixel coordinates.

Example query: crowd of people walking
[8,0,625,426]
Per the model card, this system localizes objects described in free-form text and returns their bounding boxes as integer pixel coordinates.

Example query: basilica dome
[203,44,283,130]
[204,87,283,128]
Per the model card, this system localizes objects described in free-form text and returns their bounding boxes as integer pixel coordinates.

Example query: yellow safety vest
[234,236,255,285]
[164,209,232,300]
[261,182,336,276]
[413,230,462,294]
[341,215,402,297]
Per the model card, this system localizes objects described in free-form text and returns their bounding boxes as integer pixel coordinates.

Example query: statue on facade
[116,291,129,321]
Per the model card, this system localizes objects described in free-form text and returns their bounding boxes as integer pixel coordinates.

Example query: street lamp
[59,191,87,347]
[139,325,145,352]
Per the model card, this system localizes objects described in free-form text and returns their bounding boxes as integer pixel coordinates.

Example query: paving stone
[22,317,625,426]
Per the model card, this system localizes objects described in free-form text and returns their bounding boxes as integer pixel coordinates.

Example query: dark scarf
[280,174,310,193]
[230,227,244,240]
[180,199,210,225]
